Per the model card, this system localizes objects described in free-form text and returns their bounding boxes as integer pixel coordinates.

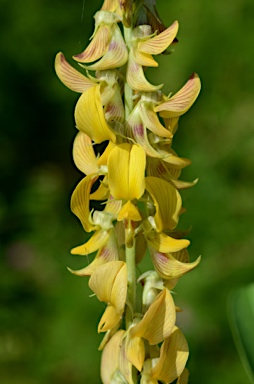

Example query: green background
[1,0,254,383]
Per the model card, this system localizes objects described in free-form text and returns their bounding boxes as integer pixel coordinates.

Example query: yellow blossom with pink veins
[55,0,202,382]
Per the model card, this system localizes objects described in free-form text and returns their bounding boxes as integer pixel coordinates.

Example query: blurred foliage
[1,0,254,383]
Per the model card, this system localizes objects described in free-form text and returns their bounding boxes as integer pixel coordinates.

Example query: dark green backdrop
[1,0,254,383]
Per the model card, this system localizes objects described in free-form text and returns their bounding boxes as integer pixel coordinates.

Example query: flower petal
[73,25,111,63]
[127,50,163,92]
[70,174,98,232]
[151,327,189,383]
[138,21,179,55]
[108,144,146,201]
[146,231,190,253]
[130,289,176,345]
[68,229,119,275]
[75,85,116,143]
[118,200,142,222]
[126,334,145,372]
[55,52,95,92]
[101,330,125,384]
[71,229,110,255]
[155,73,201,118]
[149,246,201,279]
[145,177,182,231]
[73,131,99,175]
[85,24,128,70]
[140,102,173,139]
[89,260,127,307]
[98,305,122,333]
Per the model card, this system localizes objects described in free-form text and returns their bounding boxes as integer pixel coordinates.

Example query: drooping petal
[108,143,146,201]
[85,24,128,70]
[170,177,199,190]
[125,334,145,371]
[155,74,201,118]
[55,52,95,92]
[119,337,135,384]
[151,327,189,383]
[75,85,116,143]
[68,229,119,276]
[101,330,125,384]
[97,141,116,166]
[149,246,201,279]
[89,260,127,330]
[132,47,158,67]
[127,50,163,92]
[73,131,99,175]
[70,174,98,232]
[73,25,111,63]
[146,231,190,253]
[138,21,179,55]
[145,177,182,231]
[129,289,176,345]
[71,229,110,255]
[98,305,122,333]
[140,101,173,139]
[90,177,109,200]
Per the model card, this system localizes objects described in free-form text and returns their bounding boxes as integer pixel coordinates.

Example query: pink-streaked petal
[139,21,179,55]
[132,47,158,67]
[73,25,111,63]
[73,131,99,175]
[85,24,128,70]
[55,52,95,92]
[155,73,201,118]
[149,246,201,279]
[146,157,181,180]
[104,85,125,122]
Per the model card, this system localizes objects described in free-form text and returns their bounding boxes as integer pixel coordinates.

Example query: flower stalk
[55,0,201,382]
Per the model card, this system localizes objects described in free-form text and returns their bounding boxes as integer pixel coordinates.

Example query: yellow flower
[89,261,127,332]
[73,11,128,70]
[141,326,189,384]
[107,143,146,221]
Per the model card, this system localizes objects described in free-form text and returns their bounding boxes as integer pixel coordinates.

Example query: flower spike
[56,1,201,382]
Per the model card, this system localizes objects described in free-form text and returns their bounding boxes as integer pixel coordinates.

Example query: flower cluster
[55,1,201,383]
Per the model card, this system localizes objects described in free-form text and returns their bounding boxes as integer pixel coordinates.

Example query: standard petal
[73,131,99,175]
[151,327,189,383]
[70,174,98,232]
[146,231,190,253]
[71,229,110,255]
[85,24,128,70]
[73,25,111,63]
[138,21,179,55]
[75,85,116,143]
[149,246,201,279]
[55,52,95,92]
[145,177,182,231]
[127,50,163,92]
[155,73,201,118]
[130,289,176,345]
[108,144,146,201]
